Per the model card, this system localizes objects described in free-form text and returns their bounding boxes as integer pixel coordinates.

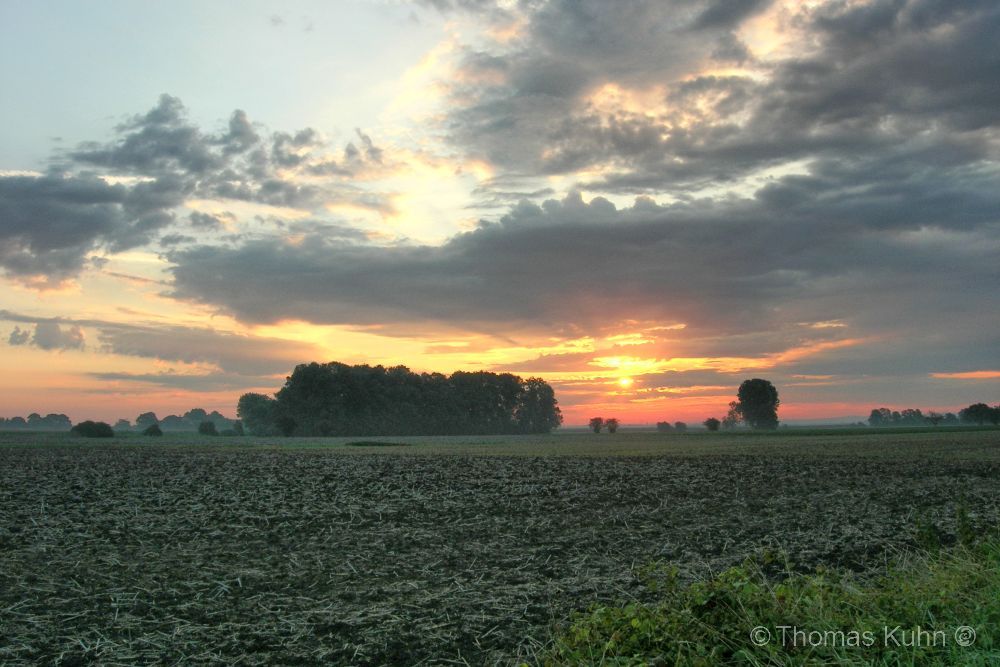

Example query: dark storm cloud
[0,172,177,282]
[168,148,1000,354]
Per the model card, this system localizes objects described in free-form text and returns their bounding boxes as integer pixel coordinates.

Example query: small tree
[925,412,943,427]
[722,401,741,429]
[656,421,673,432]
[674,421,687,432]
[143,423,163,436]
[703,417,720,432]
[71,421,114,438]
[605,418,619,433]
[198,420,218,436]
[589,417,604,433]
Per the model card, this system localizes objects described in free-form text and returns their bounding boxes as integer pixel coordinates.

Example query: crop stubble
[2,434,999,664]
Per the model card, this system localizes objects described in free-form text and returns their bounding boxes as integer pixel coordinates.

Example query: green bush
[540,538,1000,666]
[70,421,114,438]
[197,420,218,436]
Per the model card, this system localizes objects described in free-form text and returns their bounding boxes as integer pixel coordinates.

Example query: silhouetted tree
[198,420,218,436]
[656,421,673,432]
[135,412,158,428]
[143,423,163,436]
[674,421,687,432]
[959,403,993,425]
[589,417,604,433]
[868,407,892,427]
[605,418,619,433]
[944,412,959,425]
[703,417,720,432]
[237,393,279,435]
[736,379,779,429]
[926,412,943,427]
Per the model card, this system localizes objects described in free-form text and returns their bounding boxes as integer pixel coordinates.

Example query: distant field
[1,428,999,664]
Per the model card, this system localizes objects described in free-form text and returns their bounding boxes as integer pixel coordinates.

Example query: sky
[1,0,998,425]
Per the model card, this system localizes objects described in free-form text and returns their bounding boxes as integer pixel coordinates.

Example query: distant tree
[198,420,218,436]
[143,423,163,436]
[135,412,159,428]
[943,412,959,425]
[656,421,673,432]
[674,421,688,432]
[589,417,604,434]
[605,418,619,433]
[959,403,993,425]
[232,420,244,436]
[736,379,779,429]
[925,412,944,427]
[722,401,741,429]
[868,408,892,427]
[114,419,132,431]
[71,421,114,438]
[703,417,721,432]
[900,408,924,425]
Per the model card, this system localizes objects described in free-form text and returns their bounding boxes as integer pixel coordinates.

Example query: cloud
[8,326,30,345]
[1,310,320,376]
[8,321,85,350]
[437,0,1000,197]
[1,95,399,285]
[0,172,178,283]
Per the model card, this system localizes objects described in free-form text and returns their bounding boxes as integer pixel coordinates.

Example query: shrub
[542,535,1000,666]
[70,421,114,438]
[198,420,219,436]
[143,423,163,436]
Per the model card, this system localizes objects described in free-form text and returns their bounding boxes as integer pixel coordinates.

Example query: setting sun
[618,377,634,388]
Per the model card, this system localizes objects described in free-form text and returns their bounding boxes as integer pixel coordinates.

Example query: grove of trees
[0,413,72,430]
[868,403,998,427]
[238,362,562,437]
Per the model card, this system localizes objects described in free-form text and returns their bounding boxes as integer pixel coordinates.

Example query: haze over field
[1,0,998,424]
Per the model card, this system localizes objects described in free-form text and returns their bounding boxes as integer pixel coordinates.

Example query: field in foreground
[1,429,999,664]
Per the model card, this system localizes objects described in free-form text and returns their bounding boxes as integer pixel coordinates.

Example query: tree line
[238,362,563,437]
[114,409,240,432]
[868,403,1000,427]
[0,413,71,430]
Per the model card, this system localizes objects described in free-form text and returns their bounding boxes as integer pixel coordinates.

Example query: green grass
[537,535,1000,666]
